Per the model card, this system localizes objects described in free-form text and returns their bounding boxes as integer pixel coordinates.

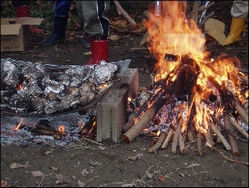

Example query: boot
[14,5,43,33]
[83,34,90,49]
[43,16,68,46]
[223,17,246,46]
[87,37,109,65]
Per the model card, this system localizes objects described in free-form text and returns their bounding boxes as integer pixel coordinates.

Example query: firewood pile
[120,1,249,159]
[122,54,249,157]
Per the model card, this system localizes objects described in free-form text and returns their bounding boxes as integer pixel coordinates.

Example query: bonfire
[122,1,249,159]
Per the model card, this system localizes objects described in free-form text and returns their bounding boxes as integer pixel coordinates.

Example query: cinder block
[96,88,128,143]
[116,68,139,99]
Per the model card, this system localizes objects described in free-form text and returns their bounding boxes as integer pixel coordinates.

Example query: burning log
[224,114,239,156]
[229,116,248,139]
[161,128,174,149]
[232,100,249,125]
[33,128,62,139]
[179,132,187,155]
[122,97,167,143]
[204,125,214,147]
[197,132,203,156]
[124,0,249,158]
[212,114,248,143]
[123,53,248,157]
[123,66,177,133]
[210,122,231,151]
[148,132,166,154]
[171,122,181,155]
[31,119,63,139]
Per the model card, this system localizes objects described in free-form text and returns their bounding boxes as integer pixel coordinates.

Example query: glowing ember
[99,83,109,89]
[13,117,24,131]
[58,125,65,134]
[17,83,23,90]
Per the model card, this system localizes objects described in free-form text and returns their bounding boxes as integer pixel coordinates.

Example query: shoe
[87,37,109,65]
[223,17,246,46]
[15,5,44,33]
[43,16,68,46]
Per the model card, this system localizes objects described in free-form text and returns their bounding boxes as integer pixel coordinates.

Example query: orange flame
[58,125,65,134]
[87,121,96,136]
[144,1,248,135]
[99,83,108,90]
[13,117,24,130]
[17,83,23,90]
[145,1,208,82]
[128,97,132,102]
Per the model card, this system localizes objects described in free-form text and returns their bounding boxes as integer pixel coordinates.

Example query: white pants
[231,0,249,18]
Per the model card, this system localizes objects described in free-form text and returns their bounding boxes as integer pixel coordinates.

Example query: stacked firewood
[122,54,249,158]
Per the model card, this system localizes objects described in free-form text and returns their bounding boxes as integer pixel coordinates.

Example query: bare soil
[1,1,249,187]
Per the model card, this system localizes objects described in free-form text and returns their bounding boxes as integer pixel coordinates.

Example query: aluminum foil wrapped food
[1,58,131,115]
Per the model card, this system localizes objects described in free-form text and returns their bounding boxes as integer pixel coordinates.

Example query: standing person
[43,0,71,46]
[223,0,248,46]
[76,1,110,65]
[12,0,43,33]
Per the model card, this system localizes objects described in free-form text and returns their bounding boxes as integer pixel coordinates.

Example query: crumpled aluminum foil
[1,58,131,115]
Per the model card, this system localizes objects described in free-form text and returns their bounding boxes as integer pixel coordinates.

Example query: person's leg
[76,1,90,49]
[224,0,248,45]
[81,1,110,65]
[43,0,71,45]
[13,1,43,33]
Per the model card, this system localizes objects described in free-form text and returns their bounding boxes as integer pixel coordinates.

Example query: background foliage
[1,0,150,32]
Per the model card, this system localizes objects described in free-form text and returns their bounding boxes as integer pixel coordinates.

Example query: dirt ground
[1,1,249,187]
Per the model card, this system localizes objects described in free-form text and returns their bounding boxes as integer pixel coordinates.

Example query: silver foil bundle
[1,58,130,115]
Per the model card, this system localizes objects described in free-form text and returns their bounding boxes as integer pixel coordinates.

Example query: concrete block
[96,88,128,143]
[116,68,139,99]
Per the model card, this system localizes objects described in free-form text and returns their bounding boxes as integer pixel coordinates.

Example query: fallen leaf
[83,51,91,55]
[10,162,30,169]
[68,48,75,53]
[49,166,58,171]
[37,53,46,58]
[112,19,127,27]
[158,174,165,182]
[31,170,44,177]
[89,159,102,166]
[53,45,60,51]
[42,150,52,155]
[109,34,122,41]
[145,170,152,179]
[80,168,89,177]
[128,153,143,161]
[98,146,106,150]
[65,58,72,63]
[55,174,64,184]
[55,174,71,184]
[1,180,11,187]
[78,179,85,187]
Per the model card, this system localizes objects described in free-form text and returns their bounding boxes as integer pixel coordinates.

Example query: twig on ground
[206,142,249,166]
[81,136,103,146]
